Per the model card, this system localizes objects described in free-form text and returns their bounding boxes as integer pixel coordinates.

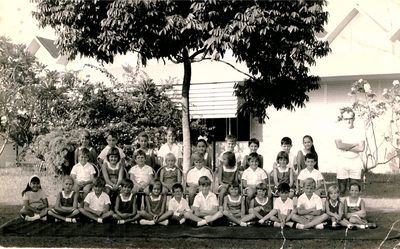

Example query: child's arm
[37,197,49,210]
[83,201,101,216]
[177,169,182,184]
[240,197,246,217]
[324,200,335,217]
[289,168,294,188]
[241,179,248,189]
[145,196,152,214]
[343,199,348,217]
[114,196,122,216]
[285,209,294,222]
[160,169,167,188]
[350,199,366,218]
[338,202,344,220]
[223,196,229,212]
[272,168,279,187]
[132,196,138,215]
[54,193,62,210]
[116,164,124,187]
[159,196,167,216]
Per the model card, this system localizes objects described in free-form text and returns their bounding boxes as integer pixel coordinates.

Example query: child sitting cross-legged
[20,175,49,221]
[79,177,114,223]
[343,182,377,229]
[138,180,169,226]
[184,176,223,227]
[324,185,351,229]
[158,183,190,225]
[241,183,275,226]
[112,179,140,224]
[48,176,79,223]
[222,182,247,227]
[270,182,295,228]
[291,178,329,229]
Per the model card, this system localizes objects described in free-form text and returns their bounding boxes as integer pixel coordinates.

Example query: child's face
[63,179,74,192]
[135,155,146,165]
[303,137,313,150]
[249,143,259,153]
[256,187,267,197]
[304,183,316,196]
[226,139,236,152]
[228,186,239,196]
[166,132,176,144]
[152,184,162,196]
[121,185,132,194]
[279,191,289,201]
[278,157,288,167]
[93,186,103,195]
[106,135,118,147]
[329,190,339,201]
[138,136,148,148]
[79,154,89,165]
[249,158,259,169]
[80,135,90,147]
[281,143,292,152]
[30,181,40,192]
[196,142,207,154]
[349,185,360,198]
[200,183,210,194]
[173,188,183,199]
[305,158,316,170]
[108,154,119,164]
[193,158,204,169]
[165,157,176,167]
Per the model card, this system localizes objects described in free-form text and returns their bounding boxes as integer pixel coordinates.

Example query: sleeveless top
[227,195,242,215]
[328,199,340,214]
[254,196,273,215]
[346,197,362,213]
[162,167,179,186]
[148,194,165,215]
[117,193,134,213]
[60,191,75,207]
[221,166,238,185]
[276,167,291,186]
[105,161,120,183]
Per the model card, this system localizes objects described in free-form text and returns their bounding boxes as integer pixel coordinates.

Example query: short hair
[281,137,292,146]
[165,152,177,162]
[79,147,90,157]
[166,127,176,135]
[247,152,260,162]
[228,181,241,194]
[198,176,212,186]
[349,182,361,191]
[304,178,316,187]
[225,134,237,142]
[93,177,105,188]
[223,151,236,167]
[191,152,204,162]
[134,149,147,159]
[276,151,289,162]
[248,138,260,147]
[327,185,339,197]
[256,182,268,190]
[137,132,149,140]
[278,182,290,193]
[121,179,134,189]
[305,152,318,162]
[107,147,120,162]
[149,180,162,192]
[172,183,184,192]
[196,138,208,147]
[106,130,118,139]
[80,129,91,139]
[63,175,74,184]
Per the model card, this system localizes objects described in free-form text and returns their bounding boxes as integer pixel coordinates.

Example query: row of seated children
[19,174,376,230]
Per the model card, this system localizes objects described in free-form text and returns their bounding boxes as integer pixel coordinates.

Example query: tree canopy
[32,0,330,172]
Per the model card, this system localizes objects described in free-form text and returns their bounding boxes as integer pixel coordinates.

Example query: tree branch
[202,58,256,80]
[189,48,207,60]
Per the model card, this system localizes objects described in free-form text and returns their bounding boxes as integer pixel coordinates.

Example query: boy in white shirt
[128,149,154,195]
[158,183,190,224]
[217,135,242,170]
[241,152,268,206]
[297,153,324,196]
[97,131,126,166]
[291,178,329,229]
[184,176,223,227]
[267,182,294,228]
[71,148,96,199]
[185,152,213,206]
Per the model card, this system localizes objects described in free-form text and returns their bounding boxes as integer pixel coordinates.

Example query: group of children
[19,129,376,230]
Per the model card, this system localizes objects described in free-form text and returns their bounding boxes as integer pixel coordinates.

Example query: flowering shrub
[346,79,400,173]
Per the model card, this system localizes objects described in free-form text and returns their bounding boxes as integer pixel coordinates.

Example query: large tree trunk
[181,50,191,174]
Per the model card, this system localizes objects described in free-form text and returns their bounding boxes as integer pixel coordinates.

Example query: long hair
[22,175,41,196]
[303,135,318,170]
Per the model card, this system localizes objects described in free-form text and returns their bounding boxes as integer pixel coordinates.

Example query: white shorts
[336,156,363,180]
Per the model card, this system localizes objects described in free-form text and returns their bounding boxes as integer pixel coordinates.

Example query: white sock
[240,222,247,227]
[159,220,169,226]
[179,218,186,224]
[97,218,103,223]
[197,219,207,227]
[296,223,305,229]
[65,218,72,223]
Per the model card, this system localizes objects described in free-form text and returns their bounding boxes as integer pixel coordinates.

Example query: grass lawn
[1,167,400,248]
